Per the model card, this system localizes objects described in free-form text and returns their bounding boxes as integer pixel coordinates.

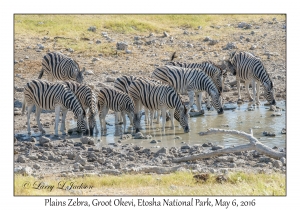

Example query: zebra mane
[73,59,80,71]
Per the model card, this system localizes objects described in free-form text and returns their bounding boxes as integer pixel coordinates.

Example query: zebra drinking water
[22,79,87,137]
[166,61,227,110]
[225,51,276,105]
[151,66,224,114]
[38,52,85,83]
[63,81,98,136]
[128,78,190,133]
[96,87,134,132]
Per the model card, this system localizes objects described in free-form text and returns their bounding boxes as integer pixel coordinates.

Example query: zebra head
[209,90,224,114]
[76,113,87,136]
[75,68,85,84]
[178,105,190,133]
[263,81,276,105]
[223,55,236,76]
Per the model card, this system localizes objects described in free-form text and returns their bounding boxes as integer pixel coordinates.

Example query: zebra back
[41,52,84,83]
[97,87,134,114]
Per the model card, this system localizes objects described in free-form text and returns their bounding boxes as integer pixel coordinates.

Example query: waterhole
[16,101,286,149]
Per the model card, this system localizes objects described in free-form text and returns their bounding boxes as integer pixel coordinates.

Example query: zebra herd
[21,51,276,137]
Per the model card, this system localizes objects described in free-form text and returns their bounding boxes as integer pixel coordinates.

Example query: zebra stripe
[22,79,86,136]
[151,65,224,114]
[38,52,84,83]
[97,87,134,132]
[228,51,276,105]
[128,78,190,133]
[63,81,97,135]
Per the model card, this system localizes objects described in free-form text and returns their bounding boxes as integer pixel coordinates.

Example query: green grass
[14,171,286,196]
[14,14,285,55]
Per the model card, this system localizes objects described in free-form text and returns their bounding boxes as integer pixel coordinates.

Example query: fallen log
[172,128,285,163]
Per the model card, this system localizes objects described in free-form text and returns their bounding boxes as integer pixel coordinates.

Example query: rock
[150,140,157,144]
[28,155,38,160]
[223,42,238,50]
[15,165,24,174]
[101,169,121,175]
[248,107,254,111]
[92,57,100,62]
[187,43,193,48]
[203,37,212,41]
[198,26,202,30]
[202,143,212,147]
[183,31,189,35]
[96,40,101,44]
[68,48,74,53]
[88,26,97,32]
[245,24,252,29]
[134,132,146,139]
[156,147,168,155]
[37,44,44,50]
[116,42,128,50]
[250,45,257,50]
[17,155,26,163]
[125,49,132,54]
[85,165,95,170]
[238,22,247,28]
[30,137,36,143]
[212,145,223,150]
[163,31,169,37]
[263,131,276,137]
[76,155,87,166]
[84,70,94,75]
[39,136,50,145]
[120,134,132,140]
[209,168,216,173]
[273,160,283,168]
[33,164,40,170]
[223,104,237,110]
[134,36,141,40]
[208,40,219,45]
[280,157,286,166]
[20,166,33,176]
[281,128,286,134]
[106,77,116,82]
[174,136,182,140]
[80,136,95,145]
[228,163,236,168]
[101,32,108,36]
[14,111,22,115]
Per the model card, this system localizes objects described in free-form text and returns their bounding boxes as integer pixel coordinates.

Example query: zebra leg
[237,79,242,101]
[161,107,167,131]
[187,90,195,110]
[100,106,109,131]
[169,109,175,130]
[133,100,142,132]
[245,80,253,101]
[60,109,68,135]
[156,110,161,124]
[144,108,150,124]
[54,105,61,137]
[26,105,34,135]
[121,111,126,132]
[256,81,261,105]
[195,91,203,111]
[35,106,45,134]
[205,93,212,111]
[252,80,257,105]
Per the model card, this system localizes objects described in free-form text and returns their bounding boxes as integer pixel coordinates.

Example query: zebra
[151,65,224,114]
[63,81,98,136]
[127,78,190,133]
[166,60,227,110]
[38,52,85,83]
[225,51,276,105]
[22,79,87,137]
[114,75,165,125]
[96,87,134,132]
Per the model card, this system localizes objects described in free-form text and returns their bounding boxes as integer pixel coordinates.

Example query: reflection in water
[16,101,286,149]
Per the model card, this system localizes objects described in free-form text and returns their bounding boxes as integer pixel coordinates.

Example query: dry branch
[172,128,285,163]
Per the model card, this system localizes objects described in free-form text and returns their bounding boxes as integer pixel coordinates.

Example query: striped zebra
[38,52,85,83]
[22,79,87,137]
[128,78,190,133]
[114,75,164,125]
[151,66,224,114]
[166,61,227,110]
[96,87,134,132]
[63,81,98,136]
[226,51,276,105]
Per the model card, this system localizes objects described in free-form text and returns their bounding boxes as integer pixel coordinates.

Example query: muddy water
[16,101,286,149]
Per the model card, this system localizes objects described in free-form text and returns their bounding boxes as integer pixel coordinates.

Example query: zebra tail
[170,52,177,61]
[38,68,44,79]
